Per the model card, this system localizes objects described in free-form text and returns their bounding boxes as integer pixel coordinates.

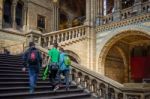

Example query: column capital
[12,0,17,5]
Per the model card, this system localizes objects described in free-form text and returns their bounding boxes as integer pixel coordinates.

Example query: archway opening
[59,13,68,30]
[102,32,150,83]
[59,0,86,29]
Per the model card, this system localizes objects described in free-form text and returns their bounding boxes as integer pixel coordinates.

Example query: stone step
[0,54,93,99]
[0,85,77,93]
[0,89,87,99]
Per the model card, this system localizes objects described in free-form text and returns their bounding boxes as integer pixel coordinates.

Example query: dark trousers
[58,70,69,89]
[49,63,59,89]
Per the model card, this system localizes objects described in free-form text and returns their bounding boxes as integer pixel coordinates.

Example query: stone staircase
[0,54,93,99]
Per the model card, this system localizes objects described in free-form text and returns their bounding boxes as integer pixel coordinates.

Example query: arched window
[3,0,12,27]
[16,1,24,27]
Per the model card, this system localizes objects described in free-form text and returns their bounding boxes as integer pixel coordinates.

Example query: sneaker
[29,89,34,94]
[66,88,69,91]
[53,85,59,92]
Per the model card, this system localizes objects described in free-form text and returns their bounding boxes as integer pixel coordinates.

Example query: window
[37,15,45,32]
[3,0,12,24]
[16,1,23,26]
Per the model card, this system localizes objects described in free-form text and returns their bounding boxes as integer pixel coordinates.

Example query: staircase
[0,54,93,99]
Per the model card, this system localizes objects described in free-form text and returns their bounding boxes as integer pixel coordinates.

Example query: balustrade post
[65,33,67,41]
[61,33,64,42]
[53,35,56,43]
[78,29,81,37]
[48,36,51,47]
[57,34,59,43]
[38,36,42,46]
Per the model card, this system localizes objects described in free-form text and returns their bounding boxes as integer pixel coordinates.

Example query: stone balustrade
[121,7,133,20]
[96,13,150,32]
[37,46,150,99]
[26,25,87,48]
[142,1,150,13]
[102,13,113,24]
[100,1,149,25]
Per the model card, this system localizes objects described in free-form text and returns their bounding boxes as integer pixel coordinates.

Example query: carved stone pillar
[52,1,59,31]
[99,0,103,25]
[133,0,142,15]
[113,0,121,21]
[23,6,27,32]
[85,0,96,70]
[12,1,17,29]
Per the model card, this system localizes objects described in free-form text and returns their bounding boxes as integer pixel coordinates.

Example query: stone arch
[97,25,150,75]
[64,50,81,64]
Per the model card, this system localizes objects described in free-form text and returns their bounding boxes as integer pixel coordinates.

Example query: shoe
[53,85,59,92]
[29,89,34,94]
[66,88,69,91]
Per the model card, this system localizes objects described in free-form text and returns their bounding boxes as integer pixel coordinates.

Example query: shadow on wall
[64,50,81,64]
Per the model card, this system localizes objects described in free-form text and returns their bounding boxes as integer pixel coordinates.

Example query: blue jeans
[58,70,69,89]
[28,66,39,90]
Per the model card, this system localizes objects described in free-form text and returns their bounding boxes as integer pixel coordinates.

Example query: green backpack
[64,55,71,67]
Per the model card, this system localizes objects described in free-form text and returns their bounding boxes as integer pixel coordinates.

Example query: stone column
[52,1,59,31]
[12,1,17,29]
[0,0,3,29]
[133,0,142,15]
[99,0,103,25]
[85,0,97,70]
[84,0,91,26]
[23,6,28,32]
[113,0,121,21]
[95,0,103,26]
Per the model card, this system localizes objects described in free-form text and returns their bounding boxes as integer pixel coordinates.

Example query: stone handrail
[36,45,150,99]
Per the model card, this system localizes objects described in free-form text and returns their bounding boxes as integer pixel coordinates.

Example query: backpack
[64,55,71,67]
[28,50,38,65]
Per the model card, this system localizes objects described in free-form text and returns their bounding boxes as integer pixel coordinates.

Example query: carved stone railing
[37,45,150,99]
[26,25,87,48]
[102,13,113,24]
[96,13,150,32]
[99,1,150,25]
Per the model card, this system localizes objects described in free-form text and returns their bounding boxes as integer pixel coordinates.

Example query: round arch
[97,25,150,75]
